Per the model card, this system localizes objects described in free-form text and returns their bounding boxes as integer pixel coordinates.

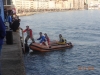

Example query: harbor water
[20,10,100,75]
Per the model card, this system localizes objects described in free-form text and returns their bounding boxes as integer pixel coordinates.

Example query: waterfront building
[3,0,85,14]
[4,0,12,10]
[86,0,100,9]
[55,0,73,10]
[73,0,84,10]
[12,0,33,13]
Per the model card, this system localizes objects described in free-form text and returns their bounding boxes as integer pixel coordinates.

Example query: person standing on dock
[0,16,6,55]
[12,19,21,32]
[22,26,35,44]
[8,14,12,29]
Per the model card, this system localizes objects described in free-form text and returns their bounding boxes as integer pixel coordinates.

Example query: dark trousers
[25,35,35,44]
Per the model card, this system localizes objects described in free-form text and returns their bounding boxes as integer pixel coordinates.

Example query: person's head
[39,32,42,36]
[59,34,62,38]
[44,33,47,36]
[26,26,29,29]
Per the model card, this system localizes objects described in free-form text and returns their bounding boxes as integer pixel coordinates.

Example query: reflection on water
[20,10,100,75]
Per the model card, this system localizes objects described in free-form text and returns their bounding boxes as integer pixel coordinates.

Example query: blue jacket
[37,36,46,43]
[0,16,6,45]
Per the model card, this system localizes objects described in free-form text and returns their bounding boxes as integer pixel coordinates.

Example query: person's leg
[31,37,35,43]
[25,36,29,44]
[44,41,49,47]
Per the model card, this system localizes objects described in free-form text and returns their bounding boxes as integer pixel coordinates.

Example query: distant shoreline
[17,9,85,17]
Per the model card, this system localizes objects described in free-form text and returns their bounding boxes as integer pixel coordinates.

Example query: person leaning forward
[22,26,35,44]
[37,32,49,47]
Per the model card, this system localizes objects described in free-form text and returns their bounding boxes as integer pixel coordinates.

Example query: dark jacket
[0,16,6,45]
[12,19,20,32]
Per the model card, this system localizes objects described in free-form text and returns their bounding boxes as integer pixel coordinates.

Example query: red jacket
[23,29,33,38]
[46,36,50,45]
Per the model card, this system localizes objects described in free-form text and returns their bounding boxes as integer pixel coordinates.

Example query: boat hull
[29,42,73,52]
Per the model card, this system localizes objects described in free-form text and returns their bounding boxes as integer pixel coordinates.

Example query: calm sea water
[20,10,100,75]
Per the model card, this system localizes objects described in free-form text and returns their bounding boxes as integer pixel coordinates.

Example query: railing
[19,28,25,53]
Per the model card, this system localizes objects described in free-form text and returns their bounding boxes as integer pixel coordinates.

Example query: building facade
[73,0,84,9]
[3,0,85,14]
[4,0,12,10]
[84,0,100,9]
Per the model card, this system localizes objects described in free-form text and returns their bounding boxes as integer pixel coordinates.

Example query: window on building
[7,0,11,5]
[4,0,6,5]
[3,0,11,5]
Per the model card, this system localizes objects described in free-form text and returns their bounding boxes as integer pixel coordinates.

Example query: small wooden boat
[29,42,73,52]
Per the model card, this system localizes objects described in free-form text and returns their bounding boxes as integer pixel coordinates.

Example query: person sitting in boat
[22,26,35,44]
[37,32,49,47]
[57,34,66,45]
[44,33,50,45]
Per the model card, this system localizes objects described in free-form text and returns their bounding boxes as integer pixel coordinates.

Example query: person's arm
[37,36,41,40]
[23,29,27,32]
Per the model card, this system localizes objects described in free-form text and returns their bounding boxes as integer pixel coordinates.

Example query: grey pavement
[1,31,26,75]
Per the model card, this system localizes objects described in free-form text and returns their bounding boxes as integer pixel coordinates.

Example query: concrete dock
[1,31,26,75]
